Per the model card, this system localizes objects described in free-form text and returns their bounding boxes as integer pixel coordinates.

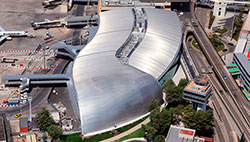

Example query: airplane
[0,26,28,44]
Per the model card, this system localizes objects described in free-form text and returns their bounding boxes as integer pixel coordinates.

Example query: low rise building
[183,76,212,111]
[166,125,205,142]
[20,117,28,134]
[233,53,250,92]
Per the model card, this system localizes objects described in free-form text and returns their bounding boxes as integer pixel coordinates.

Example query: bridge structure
[196,0,250,17]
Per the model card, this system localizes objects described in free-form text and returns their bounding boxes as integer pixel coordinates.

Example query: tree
[182,105,214,137]
[48,125,63,140]
[194,110,214,136]
[178,78,189,90]
[150,108,173,136]
[170,105,184,125]
[35,107,54,131]
[148,99,160,112]
[163,79,175,91]
[142,124,157,139]
[182,104,198,132]
[165,85,186,107]
[154,135,165,142]
[164,79,188,108]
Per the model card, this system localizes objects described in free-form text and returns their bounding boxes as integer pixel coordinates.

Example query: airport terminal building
[2,8,182,136]
[72,8,182,136]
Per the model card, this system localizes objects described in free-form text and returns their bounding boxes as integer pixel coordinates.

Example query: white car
[179,12,184,16]
[20,100,27,104]
[21,94,27,98]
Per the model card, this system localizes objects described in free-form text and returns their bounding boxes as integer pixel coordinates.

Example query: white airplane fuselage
[0,31,28,37]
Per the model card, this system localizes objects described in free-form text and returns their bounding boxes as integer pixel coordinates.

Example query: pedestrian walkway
[101,118,150,142]
[123,138,146,142]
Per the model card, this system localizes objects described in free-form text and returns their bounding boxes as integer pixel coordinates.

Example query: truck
[0,57,18,63]
[8,102,19,105]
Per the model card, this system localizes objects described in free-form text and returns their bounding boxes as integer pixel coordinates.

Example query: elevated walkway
[53,42,83,59]
[2,74,70,86]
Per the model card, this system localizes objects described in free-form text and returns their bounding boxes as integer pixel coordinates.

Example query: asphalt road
[186,39,235,142]
[190,1,250,141]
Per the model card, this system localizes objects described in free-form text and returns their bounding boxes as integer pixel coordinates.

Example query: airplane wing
[0,26,6,32]
[0,36,8,43]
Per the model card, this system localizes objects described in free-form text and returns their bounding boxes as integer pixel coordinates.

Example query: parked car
[179,12,184,16]
[15,113,22,118]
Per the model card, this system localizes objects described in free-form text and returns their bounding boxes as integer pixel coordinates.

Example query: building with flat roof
[232,11,250,100]
[233,53,250,91]
[166,125,205,142]
[183,76,212,111]
[20,117,28,134]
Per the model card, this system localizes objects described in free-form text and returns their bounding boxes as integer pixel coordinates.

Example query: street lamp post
[28,97,32,123]
[43,46,46,70]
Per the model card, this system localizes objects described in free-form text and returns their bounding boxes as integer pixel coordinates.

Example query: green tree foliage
[209,36,224,51]
[148,99,160,112]
[145,78,214,139]
[208,11,215,29]
[143,107,173,139]
[48,125,63,139]
[35,107,54,132]
[142,124,157,139]
[183,105,214,137]
[233,8,244,40]
[154,135,165,142]
[163,79,175,90]
[150,108,173,136]
[164,79,188,107]
[170,105,184,124]
[178,78,189,90]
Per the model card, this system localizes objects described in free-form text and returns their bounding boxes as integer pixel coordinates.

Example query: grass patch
[83,115,149,142]
[84,131,115,142]
[116,123,152,142]
[209,37,224,51]
[233,8,244,40]
[209,34,224,51]
[192,39,200,50]
[116,115,149,133]
[115,128,145,142]
[208,11,215,29]
[216,27,228,34]
[60,133,82,142]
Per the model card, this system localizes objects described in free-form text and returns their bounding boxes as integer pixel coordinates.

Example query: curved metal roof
[129,8,182,79]
[72,8,182,136]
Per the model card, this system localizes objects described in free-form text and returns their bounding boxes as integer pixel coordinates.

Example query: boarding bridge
[2,74,70,87]
[31,15,98,30]
[53,42,83,59]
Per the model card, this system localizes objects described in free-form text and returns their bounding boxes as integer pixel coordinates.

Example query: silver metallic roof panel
[72,8,181,136]
[129,8,182,79]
